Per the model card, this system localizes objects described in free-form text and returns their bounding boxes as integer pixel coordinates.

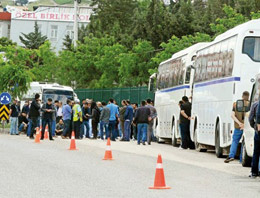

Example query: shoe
[40,138,44,140]
[61,136,66,139]
[29,136,34,139]
[50,139,54,141]
[111,139,116,142]
[120,139,125,141]
[142,142,146,145]
[148,142,151,145]
[224,157,234,163]
[16,134,19,135]
[137,143,140,145]
[249,173,258,178]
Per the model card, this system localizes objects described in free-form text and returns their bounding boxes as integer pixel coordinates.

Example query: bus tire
[215,122,223,158]
[172,125,178,147]
[194,128,207,152]
[242,139,252,167]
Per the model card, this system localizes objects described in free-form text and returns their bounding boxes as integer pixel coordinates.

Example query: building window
[66,26,74,39]
[50,25,58,41]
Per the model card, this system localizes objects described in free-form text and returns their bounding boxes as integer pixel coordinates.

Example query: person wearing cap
[72,99,82,139]
[10,99,19,135]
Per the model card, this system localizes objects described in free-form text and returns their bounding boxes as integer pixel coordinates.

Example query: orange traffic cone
[34,127,40,143]
[149,154,171,189]
[44,125,49,139]
[103,138,113,160]
[68,131,77,150]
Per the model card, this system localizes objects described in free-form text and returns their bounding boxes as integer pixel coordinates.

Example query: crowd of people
[8,94,158,145]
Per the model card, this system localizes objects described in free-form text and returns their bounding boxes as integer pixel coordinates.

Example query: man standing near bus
[72,99,82,139]
[41,98,55,141]
[179,96,194,149]
[146,99,157,145]
[225,91,250,163]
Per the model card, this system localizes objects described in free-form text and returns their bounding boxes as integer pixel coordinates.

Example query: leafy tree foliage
[19,22,48,49]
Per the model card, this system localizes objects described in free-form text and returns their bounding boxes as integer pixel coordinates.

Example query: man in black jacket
[134,101,151,145]
[41,98,55,141]
[29,94,41,139]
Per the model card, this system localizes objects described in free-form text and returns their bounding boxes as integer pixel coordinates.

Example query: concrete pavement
[0,134,259,198]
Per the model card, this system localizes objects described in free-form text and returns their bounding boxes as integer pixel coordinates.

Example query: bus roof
[159,42,208,67]
[30,82,74,91]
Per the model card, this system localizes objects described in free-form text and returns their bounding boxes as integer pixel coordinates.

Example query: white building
[10,5,93,52]
[0,12,11,38]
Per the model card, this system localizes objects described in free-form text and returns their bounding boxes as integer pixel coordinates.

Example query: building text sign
[12,11,90,23]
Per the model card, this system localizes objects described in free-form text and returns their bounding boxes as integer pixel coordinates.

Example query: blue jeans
[10,117,18,135]
[100,121,109,140]
[251,131,260,175]
[52,120,56,136]
[81,120,90,138]
[109,120,116,140]
[137,123,148,144]
[63,119,71,137]
[229,128,243,158]
[27,119,32,136]
[124,120,131,141]
[19,123,25,132]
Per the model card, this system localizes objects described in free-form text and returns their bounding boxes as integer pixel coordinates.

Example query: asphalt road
[0,133,259,198]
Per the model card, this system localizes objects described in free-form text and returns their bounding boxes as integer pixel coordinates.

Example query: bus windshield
[242,37,260,62]
[42,89,74,104]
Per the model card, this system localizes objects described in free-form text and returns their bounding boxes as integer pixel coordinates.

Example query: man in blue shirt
[124,100,134,141]
[62,99,72,139]
[107,98,119,141]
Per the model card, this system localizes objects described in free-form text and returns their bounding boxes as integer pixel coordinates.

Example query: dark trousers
[180,122,194,149]
[41,118,53,140]
[251,131,260,175]
[73,120,81,139]
[109,120,116,140]
[92,120,98,139]
[63,119,71,137]
[30,117,38,138]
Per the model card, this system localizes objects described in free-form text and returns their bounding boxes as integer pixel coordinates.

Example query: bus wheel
[215,122,223,158]
[172,125,178,147]
[194,128,207,152]
[242,139,252,167]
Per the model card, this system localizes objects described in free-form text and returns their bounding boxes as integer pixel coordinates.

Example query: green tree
[0,37,16,47]
[63,35,73,51]
[19,22,48,49]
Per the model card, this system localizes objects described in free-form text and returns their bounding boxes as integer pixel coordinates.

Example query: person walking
[10,99,19,135]
[81,102,90,138]
[179,96,194,149]
[225,91,250,163]
[124,100,134,142]
[72,99,82,139]
[41,98,55,141]
[62,99,72,139]
[107,99,119,141]
[146,99,157,145]
[88,101,100,139]
[248,98,260,178]
[134,101,151,145]
[119,100,127,141]
[29,94,41,139]
[100,102,110,140]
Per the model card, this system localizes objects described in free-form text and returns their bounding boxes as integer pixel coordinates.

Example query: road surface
[0,134,259,198]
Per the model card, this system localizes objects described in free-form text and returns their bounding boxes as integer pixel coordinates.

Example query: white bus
[149,43,208,145]
[21,82,77,105]
[190,19,260,157]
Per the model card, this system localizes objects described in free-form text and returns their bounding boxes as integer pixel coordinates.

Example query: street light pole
[73,0,79,48]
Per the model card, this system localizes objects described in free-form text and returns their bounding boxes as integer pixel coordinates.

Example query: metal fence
[75,87,154,105]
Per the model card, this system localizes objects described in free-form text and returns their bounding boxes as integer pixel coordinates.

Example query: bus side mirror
[148,78,154,92]
[236,100,250,112]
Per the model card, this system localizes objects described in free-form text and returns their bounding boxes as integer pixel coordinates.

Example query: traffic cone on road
[149,154,171,189]
[34,127,40,143]
[44,125,49,139]
[103,138,113,160]
[68,131,77,150]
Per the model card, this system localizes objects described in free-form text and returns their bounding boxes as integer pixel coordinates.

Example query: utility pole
[73,0,79,48]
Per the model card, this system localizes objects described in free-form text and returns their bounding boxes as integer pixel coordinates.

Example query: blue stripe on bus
[194,77,241,88]
[159,85,190,93]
